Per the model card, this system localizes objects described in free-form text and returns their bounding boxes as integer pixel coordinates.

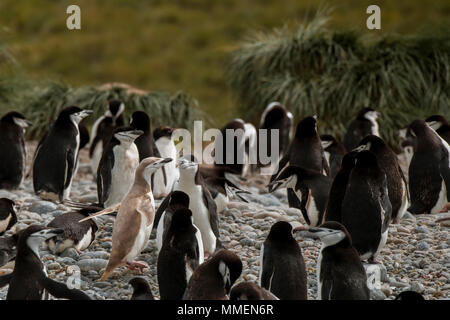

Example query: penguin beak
[118,130,143,140]
[154,158,173,167]
[81,110,93,118]
[352,144,368,153]
[293,226,324,240]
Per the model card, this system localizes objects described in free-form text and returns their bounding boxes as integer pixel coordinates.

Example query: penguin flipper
[42,277,91,300]
[260,245,274,290]
[0,273,12,288]
[153,192,172,232]
[203,189,221,240]
[439,151,450,200]
[63,149,76,190]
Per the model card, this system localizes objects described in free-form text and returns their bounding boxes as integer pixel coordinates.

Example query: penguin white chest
[214,192,229,213]
[153,138,179,197]
[106,144,140,207]
[176,183,216,254]
[126,200,154,262]
[0,215,12,233]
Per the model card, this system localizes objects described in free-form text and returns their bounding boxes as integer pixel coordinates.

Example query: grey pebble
[77,259,109,272]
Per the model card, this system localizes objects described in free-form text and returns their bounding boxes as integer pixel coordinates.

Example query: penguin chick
[45,208,98,254]
[0,225,91,300]
[99,157,172,281]
[230,281,279,300]
[296,221,370,300]
[129,277,154,300]
[268,166,331,226]
[0,198,18,236]
[157,208,204,300]
[183,249,242,300]
[0,111,32,190]
[259,221,307,300]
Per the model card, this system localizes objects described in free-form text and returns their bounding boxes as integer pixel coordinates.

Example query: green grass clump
[227,13,450,149]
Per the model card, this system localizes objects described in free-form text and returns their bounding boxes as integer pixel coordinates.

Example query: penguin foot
[368,257,383,265]
[126,261,149,272]
[439,203,450,213]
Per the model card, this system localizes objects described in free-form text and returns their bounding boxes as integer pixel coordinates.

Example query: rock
[27,201,58,215]
[414,226,430,234]
[47,262,61,270]
[370,289,386,300]
[58,257,77,265]
[416,241,430,251]
[77,259,108,272]
[410,282,425,294]
[60,248,79,260]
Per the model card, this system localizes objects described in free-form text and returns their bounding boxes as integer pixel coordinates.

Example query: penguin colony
[0,100,447,300]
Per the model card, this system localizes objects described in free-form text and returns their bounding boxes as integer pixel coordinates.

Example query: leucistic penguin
[33,106,92,202]
[97,127,143,208]
[0,198,17,236]
[82,157,172,280]
[0,225,91,300]
[152,127,179,199]
[320,134,347,180]
[183,249,242,300]
[89,99,125,175]
[157,208,204,300]
[45,208,98,254]
[341,151,391,263]
[296,221,370,300]
[0,111,31,189]
[268,167,331,227]
[407,120,450,215]
[259,221,307,300]
[343,107,380,151]
[356,135,409,224]
[258,102,293,165]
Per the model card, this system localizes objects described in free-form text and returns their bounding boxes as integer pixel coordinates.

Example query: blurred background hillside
[0,0,449,132]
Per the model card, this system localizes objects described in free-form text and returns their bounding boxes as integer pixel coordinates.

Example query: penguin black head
[0,198,16,219]
[107,100,125,119]
[136,157,173,186]
[295,116,317,138]
[425,115,448,131]
[112,126,143,144]
[57,106,93,125]
[170,191,190,209]
[406,120,442,146]
[295,221,352,248]
[260,102,288,127]
[355,135,386,152]
[130,111,150,133]
[210,249,243,294]
[128,277,154,300]
[19,225,64,257]
[1,111,32,128]
[267,221,295,242]
[395,290,425,301]
[268,166,319,192]
[169,208,194,233]
[320,134,337,149]
[154,126,175,140]
[356,107,379,121]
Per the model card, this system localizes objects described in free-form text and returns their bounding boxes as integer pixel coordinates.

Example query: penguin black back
[0,198,17,236]
[157,208,202,300]
[341,150,391,261]
[324,151,357,223]
[407,120,450,214]
[0,111,31,189]
[130,110,158,160]
[395,290,425,301]
[260,221,307,300]
[230,281,279,300]
[129,277,154,300]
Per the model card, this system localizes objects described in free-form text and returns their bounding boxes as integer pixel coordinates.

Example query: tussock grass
[227,13,450,149]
